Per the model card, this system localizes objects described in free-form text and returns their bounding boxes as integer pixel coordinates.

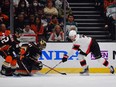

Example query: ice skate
[80,66,89,76]
[110,66,115,74]
[0,65,13,76]
[12,71,21,76]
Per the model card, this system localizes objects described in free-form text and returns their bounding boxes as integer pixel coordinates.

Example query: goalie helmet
[38,39,46,50]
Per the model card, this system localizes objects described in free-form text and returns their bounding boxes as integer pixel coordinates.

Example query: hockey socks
[97,58,115,74]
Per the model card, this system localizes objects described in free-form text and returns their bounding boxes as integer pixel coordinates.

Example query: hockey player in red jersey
[0,31,22,76]
[62,30,114,75]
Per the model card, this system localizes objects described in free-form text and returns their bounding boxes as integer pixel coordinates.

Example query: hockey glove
[34,61,43,70]
[62,54,68,62]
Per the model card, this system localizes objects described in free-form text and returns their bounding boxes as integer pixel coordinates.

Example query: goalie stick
[45,61,62,74]
[20,61,32,76]
[29,58,67,75]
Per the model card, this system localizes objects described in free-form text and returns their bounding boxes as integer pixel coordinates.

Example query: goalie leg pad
[1,64,12,76]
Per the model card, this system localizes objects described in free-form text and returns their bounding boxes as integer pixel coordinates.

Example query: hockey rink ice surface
[0,74,116,87]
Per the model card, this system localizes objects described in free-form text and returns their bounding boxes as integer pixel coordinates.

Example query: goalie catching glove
[62,54,69,62]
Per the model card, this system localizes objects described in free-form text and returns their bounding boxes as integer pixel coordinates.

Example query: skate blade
[80,73,89,76]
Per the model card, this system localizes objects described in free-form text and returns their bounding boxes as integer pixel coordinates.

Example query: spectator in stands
[94,0,104,17]
[39,0,47,6]
[66,14,78,37]
[95,0,104,6]
[28,0,44,17]
[104,0,116,28]
[55,0,63,9]
[48,24,64,41]
[0,23,10,36]
[13,0,29,7]
[30,16,45,42]
[41,16,48,28]
[23,24,35,34]
[104,0,116,12]
[15,0,29,17]
[55,0,70,9]
[106,4,116,22]
[0,7,9,26]
[44,1,58,16]
[14,14,26,32]
[1,0,10,16]
[26,0,34,4]
[0,0,4,6]
[27,14,35,24]
[106,3,116,40]
[55,0,72,24]
[47,15,59,38]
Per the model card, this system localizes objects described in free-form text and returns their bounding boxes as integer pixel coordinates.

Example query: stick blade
[61,73,67,75]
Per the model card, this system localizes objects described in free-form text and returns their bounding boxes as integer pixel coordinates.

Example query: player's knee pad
[5,55,12,63]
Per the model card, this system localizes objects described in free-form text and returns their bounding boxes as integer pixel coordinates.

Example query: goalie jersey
[0,34,20,47]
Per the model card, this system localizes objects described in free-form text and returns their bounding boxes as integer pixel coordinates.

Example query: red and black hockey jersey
[67,34,92,57]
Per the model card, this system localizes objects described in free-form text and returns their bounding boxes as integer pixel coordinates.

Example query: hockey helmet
[69,30,76,37]
[38,39,46,50]
[68,30,77,41]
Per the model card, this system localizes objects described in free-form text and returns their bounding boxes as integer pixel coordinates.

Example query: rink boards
[40,42,116,73]
[0,42,116,73]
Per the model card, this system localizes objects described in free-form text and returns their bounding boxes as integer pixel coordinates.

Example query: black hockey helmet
[38,39,46,50]
[29,39,46,50]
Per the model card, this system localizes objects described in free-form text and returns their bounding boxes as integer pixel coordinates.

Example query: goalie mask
[38,40,46,50]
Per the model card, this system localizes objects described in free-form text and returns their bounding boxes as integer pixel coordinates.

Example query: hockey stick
[20,61,31,75]
[42,63,66,75]
[29,58,66,75]
[45,61,62,74]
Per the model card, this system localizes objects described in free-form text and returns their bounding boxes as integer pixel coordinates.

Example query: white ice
[0,74,116,87]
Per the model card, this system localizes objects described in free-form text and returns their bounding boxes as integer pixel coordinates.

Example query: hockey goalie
[17,39,46,76]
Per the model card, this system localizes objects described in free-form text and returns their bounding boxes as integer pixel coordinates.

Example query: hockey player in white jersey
[62,30,114,75]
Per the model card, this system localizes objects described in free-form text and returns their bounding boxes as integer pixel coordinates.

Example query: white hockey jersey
[67,34,92,57]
